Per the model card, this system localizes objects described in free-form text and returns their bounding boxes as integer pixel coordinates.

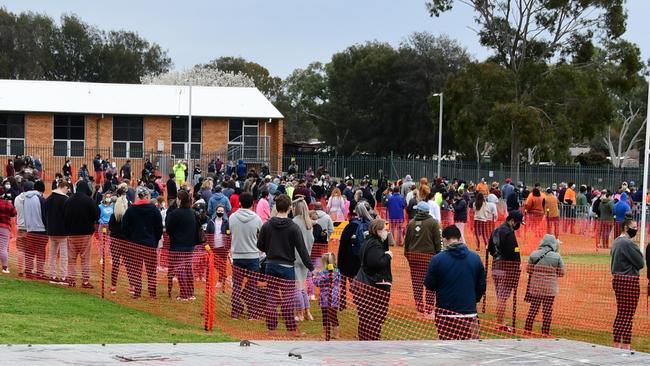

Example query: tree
[427,0,627,179]
[603,82,648,167]
[203,56,282,99]
[0,8,171,83]
[319,33,470,155]
[141,65,254,87]
[275,62,327,143]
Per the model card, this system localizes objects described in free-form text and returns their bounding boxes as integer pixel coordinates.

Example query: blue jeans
[231,258,260,319]
[265,263,296,331]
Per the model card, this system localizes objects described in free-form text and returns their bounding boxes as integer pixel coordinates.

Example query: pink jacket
[255,197,270,223]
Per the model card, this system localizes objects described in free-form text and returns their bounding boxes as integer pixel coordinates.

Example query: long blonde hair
[292,198,313,230]
[320,252,337,270]
[113,195,129,222]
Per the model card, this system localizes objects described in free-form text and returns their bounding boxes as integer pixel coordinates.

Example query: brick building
[0,79,284,178]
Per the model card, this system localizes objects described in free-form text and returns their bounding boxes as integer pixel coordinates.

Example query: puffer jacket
[526,234,565,297]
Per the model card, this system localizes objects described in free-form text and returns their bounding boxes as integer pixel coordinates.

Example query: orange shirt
[476,182,489,196]
[564,188,576,205]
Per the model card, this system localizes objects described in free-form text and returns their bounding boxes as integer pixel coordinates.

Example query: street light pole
[640,80,649,254]
[433,93,443,178]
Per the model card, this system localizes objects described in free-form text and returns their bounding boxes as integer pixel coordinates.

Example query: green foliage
[0,9,171,83]
[316,34,470,155]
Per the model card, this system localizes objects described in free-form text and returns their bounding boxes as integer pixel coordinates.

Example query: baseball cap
[416,201,430,212]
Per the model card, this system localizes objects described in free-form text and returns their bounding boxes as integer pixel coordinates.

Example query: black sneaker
[81,282,94,289]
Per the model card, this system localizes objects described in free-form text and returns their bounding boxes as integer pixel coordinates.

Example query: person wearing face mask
[424,225,485,340]
[353,218,393,341]
[208,204,231,289]
[62,160,72,180]
[488,210,524,332]
[610,215,644,350]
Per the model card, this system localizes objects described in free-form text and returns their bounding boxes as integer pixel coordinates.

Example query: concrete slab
[1,339,648,366]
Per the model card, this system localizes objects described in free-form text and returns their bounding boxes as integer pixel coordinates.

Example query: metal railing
[278,153,642,189]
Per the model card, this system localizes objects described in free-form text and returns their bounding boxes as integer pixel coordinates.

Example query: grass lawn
[0,275,232,344]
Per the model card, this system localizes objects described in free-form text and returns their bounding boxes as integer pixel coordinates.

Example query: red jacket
[0,199,17,230]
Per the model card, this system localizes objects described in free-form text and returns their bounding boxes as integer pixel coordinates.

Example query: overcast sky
[3,0,649,77]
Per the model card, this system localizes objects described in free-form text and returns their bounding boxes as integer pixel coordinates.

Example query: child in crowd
[314,252,341,340]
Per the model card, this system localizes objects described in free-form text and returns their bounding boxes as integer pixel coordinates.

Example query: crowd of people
[0,154,649,348]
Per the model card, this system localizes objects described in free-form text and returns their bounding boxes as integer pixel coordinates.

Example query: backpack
[350,218,370,257]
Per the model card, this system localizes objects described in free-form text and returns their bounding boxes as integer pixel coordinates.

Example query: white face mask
[4,184,10,190]
[379,230,388,241]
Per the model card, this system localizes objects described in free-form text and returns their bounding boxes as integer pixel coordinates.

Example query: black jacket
[165,207,198,252]
[359,235,392,286]
[257,217,313,271]
[122,201,163,248]
[63,184,100,236]
[453,199,468,223]
[489,221,521,266]
[362,186,376,208]
[45,191,68,236]
[108,214,126,239]
[166,178,177,199]
[337,221,361,277]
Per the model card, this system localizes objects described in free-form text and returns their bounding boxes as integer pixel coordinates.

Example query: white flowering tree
[141,65,255,87]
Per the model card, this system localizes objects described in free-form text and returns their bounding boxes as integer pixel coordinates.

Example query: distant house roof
[0,79,283,119]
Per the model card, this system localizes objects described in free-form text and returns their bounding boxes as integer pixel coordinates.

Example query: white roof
[0,79,283,119]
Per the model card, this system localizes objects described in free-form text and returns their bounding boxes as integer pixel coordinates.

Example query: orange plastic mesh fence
[4,222,650,350]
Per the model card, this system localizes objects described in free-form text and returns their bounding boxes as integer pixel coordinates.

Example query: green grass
[0,276,233,344]
[551,253,611,265]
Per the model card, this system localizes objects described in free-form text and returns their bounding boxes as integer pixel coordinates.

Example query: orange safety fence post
[204,245,216,331]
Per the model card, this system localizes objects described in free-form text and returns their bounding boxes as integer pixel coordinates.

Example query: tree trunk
[510,126,521,183]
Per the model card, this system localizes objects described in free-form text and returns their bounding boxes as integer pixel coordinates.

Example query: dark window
[53,114,85,156]
[228,119,243,142]
[113,116,143,142]
[171,117,201,143]
[54,114,84,140]
[0,114,25,155]
[0,113,25,139]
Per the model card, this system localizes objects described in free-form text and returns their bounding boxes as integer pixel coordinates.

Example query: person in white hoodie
[228,192,263,320]
[21,180,48,279]
[312,202,334,240]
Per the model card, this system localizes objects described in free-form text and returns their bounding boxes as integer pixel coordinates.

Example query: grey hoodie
[14,191,27,230]
[401,175,415,197]
[23,190,46,232]
[527,234,565,297]
[228,208,263,259]
[315,210,334,239]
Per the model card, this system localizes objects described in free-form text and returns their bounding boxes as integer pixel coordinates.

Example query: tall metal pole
[187,84,193,184]
[640,80,650,254]
[437,93,443,178]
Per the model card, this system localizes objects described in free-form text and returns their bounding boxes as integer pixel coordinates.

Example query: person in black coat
[63,180,100,288]
[166,173,177,207]
[45,180,69,282]
[165,190,197,300]
[122,186,163,299]
[353,218,393,341]
[337,201,373,310]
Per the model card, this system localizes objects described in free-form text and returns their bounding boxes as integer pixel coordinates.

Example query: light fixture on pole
[433,93,443,178]
[639,80,649,254]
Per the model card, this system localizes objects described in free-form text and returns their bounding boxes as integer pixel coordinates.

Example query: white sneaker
[2,268,10,274]
[309,295,316,301]
[307,313,314,321]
